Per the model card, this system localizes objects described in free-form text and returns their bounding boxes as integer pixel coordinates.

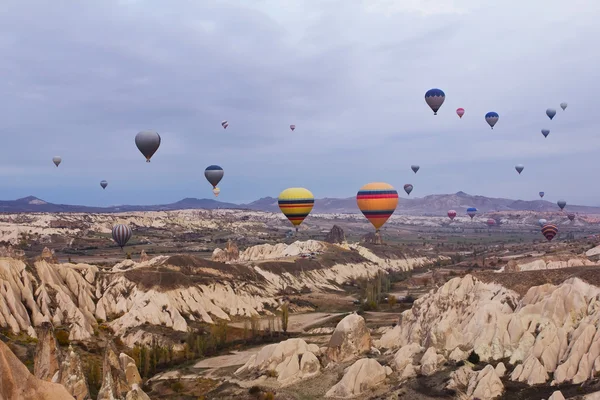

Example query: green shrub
[467,351,480,364]
[55,330,70,346]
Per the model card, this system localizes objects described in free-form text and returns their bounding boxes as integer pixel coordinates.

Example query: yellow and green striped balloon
[278,188,315,230]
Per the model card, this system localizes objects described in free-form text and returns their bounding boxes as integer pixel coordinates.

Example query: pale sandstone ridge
[506,256,595,272]
[325,358,390,398]
[0,241,440,343]
[0,339,75,400]
[447,364,505,400]
[234,338,321,386]
[326,313,371,363]
[377,274,600,389]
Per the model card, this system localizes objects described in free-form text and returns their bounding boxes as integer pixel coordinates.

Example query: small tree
[281,303,289,333]
[126,252,132,260]
[388,295,397,309]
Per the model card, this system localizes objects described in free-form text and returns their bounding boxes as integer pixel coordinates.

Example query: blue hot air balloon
[546,108,556,120]
[539,191,545,198]
[467,207,477,219]
[541,129,550,138]
[425,89,445,115]
[485,112,499,129]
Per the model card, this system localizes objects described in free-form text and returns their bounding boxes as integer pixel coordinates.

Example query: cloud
[0,0,598,206]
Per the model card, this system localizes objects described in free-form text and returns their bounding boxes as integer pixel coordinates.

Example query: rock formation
[59,346,91,400]
[40,247,58,263]
[139,250,149,262]
[325,358,390,398]
[211,239,239,262]
[34,323,62,382]
[97,341,149,400]
[326,313,371,363]
[325,225,345,244]
[0,340,75,400]
[234,338,321,386]
[377,274,600,388]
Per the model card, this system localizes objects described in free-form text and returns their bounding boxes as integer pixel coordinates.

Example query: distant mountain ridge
[1,192,599,215]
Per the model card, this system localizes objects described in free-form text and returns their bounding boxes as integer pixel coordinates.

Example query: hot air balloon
[539,192,545,198]
[404,184,414,196]
[467,207,477,219]
[411,165,420,174]
[425,88,445,115]
[560,102,568,111]
[290,124,296,131]
[541,129,550,138]
[568,213,575,222]
[448,210,457,221]
[485,112,499,129]
[546,108,556,120]
[557,200,567,210]
[112,224,132,249]
[541,224,558,241]
[486,218,496,227]
[221,120,229,129]
[456,108,465,118]
[205,165,224,189]
[515,164,524,174]
[213,187,220,197]
[357,183,398,232]
[278,188,315,231]
[538,218,547,227]
[135,130,161,162]
[52,156,62,167]
[100,180,108,189]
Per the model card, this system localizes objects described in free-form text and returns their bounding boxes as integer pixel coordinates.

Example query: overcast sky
[1,0,599,206]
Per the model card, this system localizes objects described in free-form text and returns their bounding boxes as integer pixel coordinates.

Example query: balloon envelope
[100,180,108,189]
[515,164,524,174]
[205,165,224,188]
[448,210,457,220]
[278,188,314,228]
[425,88,445,115]
[486,218,496,227]
[485,112,499,129]
[221,120,228,129]
[467,207,477,219]
[411,165,420,173]
[456,108,465,118]
[557,200,567,210]
[538,218,547,227]
[560,102,568,111]
[546,108,556,120]
[356,182,398,231]
[539,192,545,198]
[290,124,296,131]
[404,184,414,195]
[541,129,550,138]
[135,130,161,162]
[112,224,132,248]
[541,224,558,241]
[568,213,575,221]
[52,156,61,167]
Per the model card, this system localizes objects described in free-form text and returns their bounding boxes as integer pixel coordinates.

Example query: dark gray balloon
[135,130,161,162]
[52,156,62,167]
[515,164,524,174]
[557,199,567,210]
[411,165,420,173]
[100,180,108,189]
[560,102,567,111]
[204,165,224,188]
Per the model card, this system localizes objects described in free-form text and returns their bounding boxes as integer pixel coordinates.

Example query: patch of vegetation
[55,330,70,346]
[467,350,480,364]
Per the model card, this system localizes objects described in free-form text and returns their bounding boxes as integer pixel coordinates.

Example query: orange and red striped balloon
[356,182,398,231]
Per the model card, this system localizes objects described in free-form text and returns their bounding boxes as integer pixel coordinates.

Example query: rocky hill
[3,191,600,215]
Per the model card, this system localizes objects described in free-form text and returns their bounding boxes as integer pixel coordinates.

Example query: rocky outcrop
[211,240,239,262]
[237,240,326,262]
[0,340,75,400]
[34,323,62,382]
[97,342,149,400]
[447,364,504,399]
[326,313,371,363]
[234,338,321,386]
[376,274,600,388]
[139,250,149,263]
[325,225,345,244]
[508,257,595,272]
[59,346,91,400]
[325,358,390,398]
